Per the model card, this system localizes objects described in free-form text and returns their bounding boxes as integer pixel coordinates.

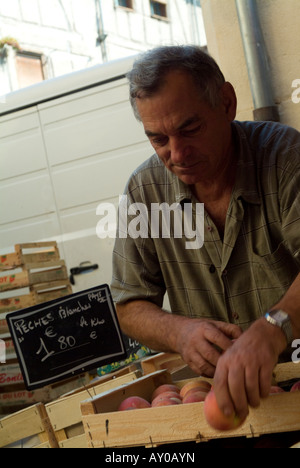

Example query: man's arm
[213,272,300,421]
[117,300,242,377]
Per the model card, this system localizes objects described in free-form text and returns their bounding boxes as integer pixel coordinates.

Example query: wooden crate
[0,403,59,448]
[0,243,60,272]
[81,363,300,448]
[0,242,72,309]
[46,367,141,448]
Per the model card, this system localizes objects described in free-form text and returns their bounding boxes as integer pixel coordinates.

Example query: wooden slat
[15,242,58,250]
[15,242,60,265]
[273,361,300,382]
[0,252,22,271]
[0,270,29,292]
[33,280,72,303]
[28,265,68,285]
[59,433,88,448]
[0,293,35,314]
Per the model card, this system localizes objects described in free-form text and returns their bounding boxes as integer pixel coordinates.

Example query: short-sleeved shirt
[111,120,300,331]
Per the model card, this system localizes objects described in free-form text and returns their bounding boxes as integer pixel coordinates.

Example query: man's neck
[192,150,237,204]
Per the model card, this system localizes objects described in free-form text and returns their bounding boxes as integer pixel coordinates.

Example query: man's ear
[220,82,237,122]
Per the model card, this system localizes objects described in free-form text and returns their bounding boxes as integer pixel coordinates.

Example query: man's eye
[152,137,168,147]
[182,125,202,136]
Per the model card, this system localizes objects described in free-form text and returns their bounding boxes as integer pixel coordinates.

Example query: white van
[0,56,152,292]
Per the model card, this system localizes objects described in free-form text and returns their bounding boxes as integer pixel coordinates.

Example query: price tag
[7,285,126,390]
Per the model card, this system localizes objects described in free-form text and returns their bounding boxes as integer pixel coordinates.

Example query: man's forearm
[116,300,188,353]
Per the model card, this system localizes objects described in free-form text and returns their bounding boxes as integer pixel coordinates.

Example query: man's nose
[169,137,190,166]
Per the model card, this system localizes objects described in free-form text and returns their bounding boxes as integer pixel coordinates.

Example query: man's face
[136,70,237,186]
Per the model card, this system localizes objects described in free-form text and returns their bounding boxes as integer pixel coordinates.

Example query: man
[111,45,300,422]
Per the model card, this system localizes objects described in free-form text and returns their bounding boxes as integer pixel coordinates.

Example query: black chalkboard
[7,285,126,390]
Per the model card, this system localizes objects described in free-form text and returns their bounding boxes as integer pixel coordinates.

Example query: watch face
[271,310,288,323]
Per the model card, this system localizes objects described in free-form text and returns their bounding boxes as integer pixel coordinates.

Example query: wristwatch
[264,309,293,345]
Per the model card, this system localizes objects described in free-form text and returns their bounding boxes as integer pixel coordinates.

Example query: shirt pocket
[251,242,299,310]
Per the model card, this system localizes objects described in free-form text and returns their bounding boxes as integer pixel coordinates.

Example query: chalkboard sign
[7,285,126,390]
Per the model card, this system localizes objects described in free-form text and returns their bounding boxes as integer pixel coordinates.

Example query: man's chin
[175,173,203,187]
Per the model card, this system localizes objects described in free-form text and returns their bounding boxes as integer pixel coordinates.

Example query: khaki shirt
[111,121,300,331]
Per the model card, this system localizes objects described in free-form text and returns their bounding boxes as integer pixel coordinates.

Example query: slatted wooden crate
[0,242,72,313]
[45,366,141,448]
[0,403,59,448]
[0,242,61,271]
[81,363,300,448]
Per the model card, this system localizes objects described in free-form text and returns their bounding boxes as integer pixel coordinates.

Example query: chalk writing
[7,285,126,390]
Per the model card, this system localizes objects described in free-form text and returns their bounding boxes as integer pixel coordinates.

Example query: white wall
[0,0,206,95]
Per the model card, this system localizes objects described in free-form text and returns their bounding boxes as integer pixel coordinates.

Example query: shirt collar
[170,120,261,206]
[173,175,193,205]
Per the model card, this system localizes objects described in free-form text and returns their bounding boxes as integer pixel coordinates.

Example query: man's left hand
[212,318,288,421]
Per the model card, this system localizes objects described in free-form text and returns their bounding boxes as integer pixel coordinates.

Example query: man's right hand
[174,318,243,377]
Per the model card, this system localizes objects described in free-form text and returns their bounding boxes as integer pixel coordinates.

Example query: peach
[184,386,210,397]
[182,390,208,404]
[151,396,182,407]
[151,384,180,401]
[269,386,285,394]
[204,389,246,431]
[118,396,151,411]
[290,381,300,392]
[180,380,211,399]
[151,391,182,406]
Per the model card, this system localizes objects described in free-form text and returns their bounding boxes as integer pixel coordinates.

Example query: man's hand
[212,318,288,421]
[175,319,243,377]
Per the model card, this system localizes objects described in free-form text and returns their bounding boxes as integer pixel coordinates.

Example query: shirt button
[207,226,213,232]
[222,269,228,277]
[233,313,239,321]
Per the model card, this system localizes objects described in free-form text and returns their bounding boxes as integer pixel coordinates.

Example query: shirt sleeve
[110,183,166,307]
[278,128,300,267]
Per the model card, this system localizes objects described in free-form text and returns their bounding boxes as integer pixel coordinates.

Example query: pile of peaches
[117,379,300,431]
[118,380,211,413]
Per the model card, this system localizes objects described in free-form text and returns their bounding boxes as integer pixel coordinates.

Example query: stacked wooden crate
[0,242,73,415]
[0,365,141,448]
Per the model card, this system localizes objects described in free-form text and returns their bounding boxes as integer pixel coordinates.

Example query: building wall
[201,0,300,130]
[0,0,206,95]
[101,0,206,59]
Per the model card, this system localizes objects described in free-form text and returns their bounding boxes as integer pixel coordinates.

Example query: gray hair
[127,45,226,121]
